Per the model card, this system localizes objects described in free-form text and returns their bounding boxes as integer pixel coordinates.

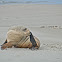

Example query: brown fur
[1,26,40,50]
[1,36,40,49]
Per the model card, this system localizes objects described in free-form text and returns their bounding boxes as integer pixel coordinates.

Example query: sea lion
[1,26,40,50]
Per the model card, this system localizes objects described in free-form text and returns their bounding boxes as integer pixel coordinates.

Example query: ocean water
[0,0,62,4]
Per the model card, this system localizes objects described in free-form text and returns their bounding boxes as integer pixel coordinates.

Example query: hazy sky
[0,0,62,4]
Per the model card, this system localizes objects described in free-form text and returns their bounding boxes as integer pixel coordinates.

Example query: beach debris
[40,25,62,29]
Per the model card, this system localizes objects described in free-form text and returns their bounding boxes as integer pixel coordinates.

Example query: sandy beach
[0,4,62,62]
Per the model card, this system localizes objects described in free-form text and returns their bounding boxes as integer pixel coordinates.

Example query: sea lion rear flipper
[1,39,7,46]
[3,39,7,44]
[1,42,13,50]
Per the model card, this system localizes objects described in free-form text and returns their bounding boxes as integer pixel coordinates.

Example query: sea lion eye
[23,28,27,31]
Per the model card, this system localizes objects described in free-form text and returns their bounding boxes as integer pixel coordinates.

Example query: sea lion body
[1,26,40,50]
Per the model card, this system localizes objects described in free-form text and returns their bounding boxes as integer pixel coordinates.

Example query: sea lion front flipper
[30,32,37,49]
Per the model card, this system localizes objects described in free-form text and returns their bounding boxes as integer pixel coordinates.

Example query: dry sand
[0,4,62,27]
[0,4,62,62]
